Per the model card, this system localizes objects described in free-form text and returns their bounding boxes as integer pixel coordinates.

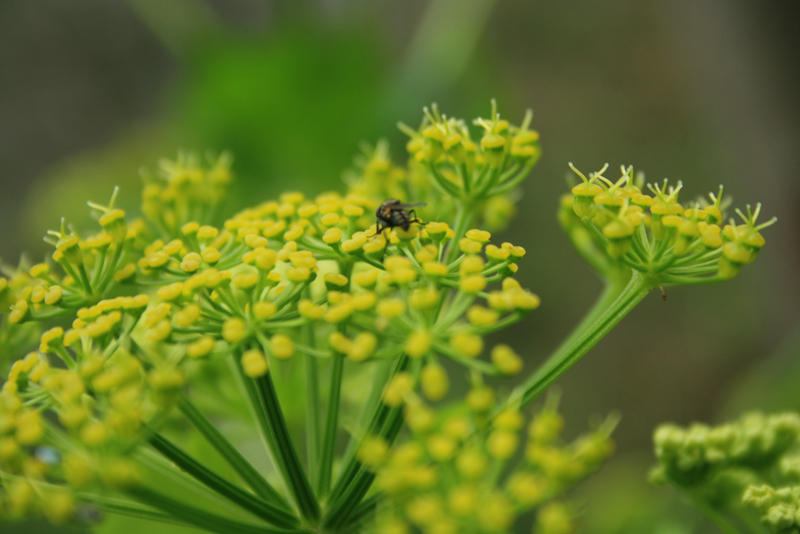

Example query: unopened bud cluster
[359,398,615,534]
[652,412,800,532]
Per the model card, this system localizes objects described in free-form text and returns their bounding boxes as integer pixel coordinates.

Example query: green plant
[0,102,772,533]
[652,412,800,533]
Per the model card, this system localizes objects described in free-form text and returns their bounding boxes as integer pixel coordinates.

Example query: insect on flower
[371,199,426,236]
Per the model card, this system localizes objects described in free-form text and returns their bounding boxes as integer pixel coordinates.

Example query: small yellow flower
[404,330,433,358]
[270,334,294,359]
[241,349,269,377]
[187,336,215,358]
[222,317,247,343]
[491,344,523,374]
[421,363,449,401]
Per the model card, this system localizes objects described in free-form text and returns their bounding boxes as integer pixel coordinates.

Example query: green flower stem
[324,402,407,529]
[127,486,308,534]
[147,430,299,528]
[324,358,422,529]
[317,352,344,497]
[77,492,180,526]
[235,358,320,522]
[340,492,381,530]
[511,270,651,409]
[444,204,471,263]
[304,330,322,488]
[684,489,743,534]
[177,396,291,509]
[335,357,399,487]
[328,356,408,502]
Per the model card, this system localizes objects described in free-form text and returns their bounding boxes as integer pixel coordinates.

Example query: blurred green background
[1,0,798,532]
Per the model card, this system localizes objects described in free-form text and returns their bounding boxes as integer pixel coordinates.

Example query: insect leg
[408,210,427,226]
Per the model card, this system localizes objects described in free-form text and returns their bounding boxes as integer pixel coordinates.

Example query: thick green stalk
[324,404,406,529]
[446,201,475,263]
[177,397,291,509]
[234,360,320,521]
[127,486,307,534]
[328,356,407,501]
[305,351,322,485]
[510,270,650,408]
[317,353,344,497]
[324,359,421,528]
[147,431,298,528]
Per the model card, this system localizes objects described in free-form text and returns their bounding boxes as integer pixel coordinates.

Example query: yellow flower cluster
[560,164,775,285]
[359,399,615,534]
[0,324,173,522]
[126,185,538,382]
[0,126,538,525]
[141,152,232,237]
[351,101,540,234]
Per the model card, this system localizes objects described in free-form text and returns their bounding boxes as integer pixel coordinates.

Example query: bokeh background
[1,0,799,532]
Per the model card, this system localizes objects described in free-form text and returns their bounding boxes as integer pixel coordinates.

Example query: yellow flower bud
[348,332,377,362]
[508,472,547,505]
[181,252,203,272]
[405,402,436,432]
[459,274,487,293]
[421,363,449,401]
[459,255,485,274]
[324,302,353,323]
[465,229,491,243]
[377,298,406,318]
[427,434,457,461]
[241,349,269,377]
[157,282,184,301]
[298,299,325,320]
[80,421,108,447]
[187,336,215,358]
[270,334,294,359]
[357,436,388,469]
[222,317,247,343]
[448,484,478,515]
[322,227,343,244]
[44,285,63,305]
[405,330,432,358]
[324,273,349,289]
[459,238,483,254]
[426,222,450,238]
[287,266,312,282]
[173,304,201,328]
[456,448,487,478]
[383,372,413,406]
[410,287,440,309]
[467,306,499,327]
[353,269,379,288]
[488,430,518,459]
[466,386,494,412]
[39,327,64,353]
[449,332,483,358]
[491,344,523,374]
[233,271,259,289]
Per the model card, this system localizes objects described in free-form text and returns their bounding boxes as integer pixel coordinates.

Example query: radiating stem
[178,396,291,509]
[324,358,421,528]
[234,359,320,521]
[305,350,322,488]
[317,353,344,497]
[147,431,298,528]
[508,270,650,409]
[127,486,307,534]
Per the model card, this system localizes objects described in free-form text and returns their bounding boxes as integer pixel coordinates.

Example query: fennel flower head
[0,101,774,533]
